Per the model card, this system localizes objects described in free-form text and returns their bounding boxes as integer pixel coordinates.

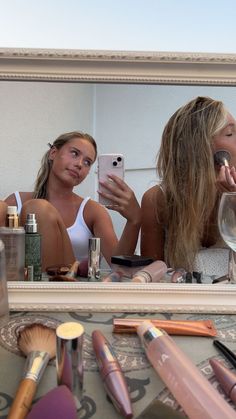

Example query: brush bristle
[214,150,231,166]
[18,324,56,358]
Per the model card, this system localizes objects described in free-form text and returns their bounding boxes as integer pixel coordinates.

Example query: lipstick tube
[92,330,133,419]
[56,322,84,404]
[88,238,100,281]
[131,260,167,283]
[137,321,236,419]
[210,358,236,405]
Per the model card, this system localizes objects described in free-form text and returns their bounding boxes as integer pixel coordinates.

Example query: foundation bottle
[24,213,42,281]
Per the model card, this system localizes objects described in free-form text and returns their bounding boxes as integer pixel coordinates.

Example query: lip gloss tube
[92,330,133,419]
[137,321,236,419]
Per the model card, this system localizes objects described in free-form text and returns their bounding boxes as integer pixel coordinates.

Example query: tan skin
[141,112,236,262]
[4,137,141,266]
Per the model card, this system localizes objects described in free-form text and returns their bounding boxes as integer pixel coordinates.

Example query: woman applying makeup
[2,131,141,270]
[141,96,236,272]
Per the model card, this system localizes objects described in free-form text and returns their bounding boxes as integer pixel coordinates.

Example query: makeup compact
[111,255,153,278]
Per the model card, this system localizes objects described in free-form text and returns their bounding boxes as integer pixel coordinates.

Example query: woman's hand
[216,165,236,193]
[98,174,141,225]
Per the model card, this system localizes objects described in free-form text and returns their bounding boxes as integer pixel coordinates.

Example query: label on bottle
[25,233,42,281]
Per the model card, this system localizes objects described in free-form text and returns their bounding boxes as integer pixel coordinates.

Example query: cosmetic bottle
[24,213,42,281]
[56,322,84,406]
[0,226,25,281]
[88,238,100,281]
[131,260,167,283]
[6,206,19,228]
[0,240,9,324]
[137,321,236,419]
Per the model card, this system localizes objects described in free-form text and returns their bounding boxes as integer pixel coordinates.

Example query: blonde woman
[3,131,141,270]
[141,96,236,273]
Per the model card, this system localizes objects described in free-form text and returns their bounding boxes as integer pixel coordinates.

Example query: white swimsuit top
[14,192,93,260]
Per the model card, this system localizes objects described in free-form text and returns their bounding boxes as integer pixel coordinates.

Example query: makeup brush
[214,150,231,167]
[8,324,56,419]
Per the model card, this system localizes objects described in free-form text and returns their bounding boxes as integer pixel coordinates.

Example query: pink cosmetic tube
[92,330,133,419]
[131,260,167,283]
[210,358,236,405]
[137,321,236,419]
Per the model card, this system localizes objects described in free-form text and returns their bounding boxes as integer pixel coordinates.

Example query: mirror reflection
[1,81,236,282]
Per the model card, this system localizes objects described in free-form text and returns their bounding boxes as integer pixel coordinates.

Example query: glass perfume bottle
[25,213,42,281]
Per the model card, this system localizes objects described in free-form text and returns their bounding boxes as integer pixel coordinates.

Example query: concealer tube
[137,321,236,419]
[131,260,167,283]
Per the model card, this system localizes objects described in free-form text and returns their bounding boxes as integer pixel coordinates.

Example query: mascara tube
[88,238,100,281]
[137,321,236,419]
[92,330,133,418]
[56,322,84,405]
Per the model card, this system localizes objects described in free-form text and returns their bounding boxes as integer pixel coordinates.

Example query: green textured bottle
[24,213,42,281]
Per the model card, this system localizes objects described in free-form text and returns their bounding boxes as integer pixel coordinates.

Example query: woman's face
[49,137,96,187]
[213,112,236,168]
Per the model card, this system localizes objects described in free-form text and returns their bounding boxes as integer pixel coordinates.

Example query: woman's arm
[97,175,141,257]
[140,186,166,261]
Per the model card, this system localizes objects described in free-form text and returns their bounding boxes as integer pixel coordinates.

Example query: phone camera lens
[117,156,122,162]
[113,161,118,166]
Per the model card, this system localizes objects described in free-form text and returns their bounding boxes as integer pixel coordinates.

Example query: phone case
[98,154,124,206]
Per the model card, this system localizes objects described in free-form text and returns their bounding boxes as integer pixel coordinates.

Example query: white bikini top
[14,192,93,260]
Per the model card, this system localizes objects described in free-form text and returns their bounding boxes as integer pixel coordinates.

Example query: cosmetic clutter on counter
[111,255,153,278]
[25,213,42,281]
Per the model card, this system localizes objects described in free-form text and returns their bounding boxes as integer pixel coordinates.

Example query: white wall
[1,81,236,241]
[0,81,95,198]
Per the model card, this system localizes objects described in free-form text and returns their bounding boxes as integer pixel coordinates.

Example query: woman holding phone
[1,131,141,270]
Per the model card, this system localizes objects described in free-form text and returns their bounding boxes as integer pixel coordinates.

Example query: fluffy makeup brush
[214,150,231,167]
[8,324,56,419]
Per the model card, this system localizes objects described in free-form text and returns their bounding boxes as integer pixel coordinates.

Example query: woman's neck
[47,175,74,200]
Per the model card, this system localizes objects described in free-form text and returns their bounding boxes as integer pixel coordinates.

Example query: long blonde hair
[157,96,228,270]
[33,131,97,199]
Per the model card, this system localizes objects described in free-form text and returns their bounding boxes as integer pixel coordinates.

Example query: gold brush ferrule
[23,351,50,382]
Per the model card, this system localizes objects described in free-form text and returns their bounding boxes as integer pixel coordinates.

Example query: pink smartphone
[98,153,124,206]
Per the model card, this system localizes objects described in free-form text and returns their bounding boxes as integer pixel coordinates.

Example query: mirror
[1,48,236,313]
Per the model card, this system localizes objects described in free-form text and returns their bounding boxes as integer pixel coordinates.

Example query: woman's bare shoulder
[142,184,164,204]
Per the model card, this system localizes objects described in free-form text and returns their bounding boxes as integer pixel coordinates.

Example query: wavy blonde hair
[157,96,228,271]
[33,131,97,199]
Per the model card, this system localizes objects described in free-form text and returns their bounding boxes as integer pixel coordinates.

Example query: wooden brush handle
[8,378,37,419]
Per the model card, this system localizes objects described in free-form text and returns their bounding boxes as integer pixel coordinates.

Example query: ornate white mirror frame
[1,47,236,313]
